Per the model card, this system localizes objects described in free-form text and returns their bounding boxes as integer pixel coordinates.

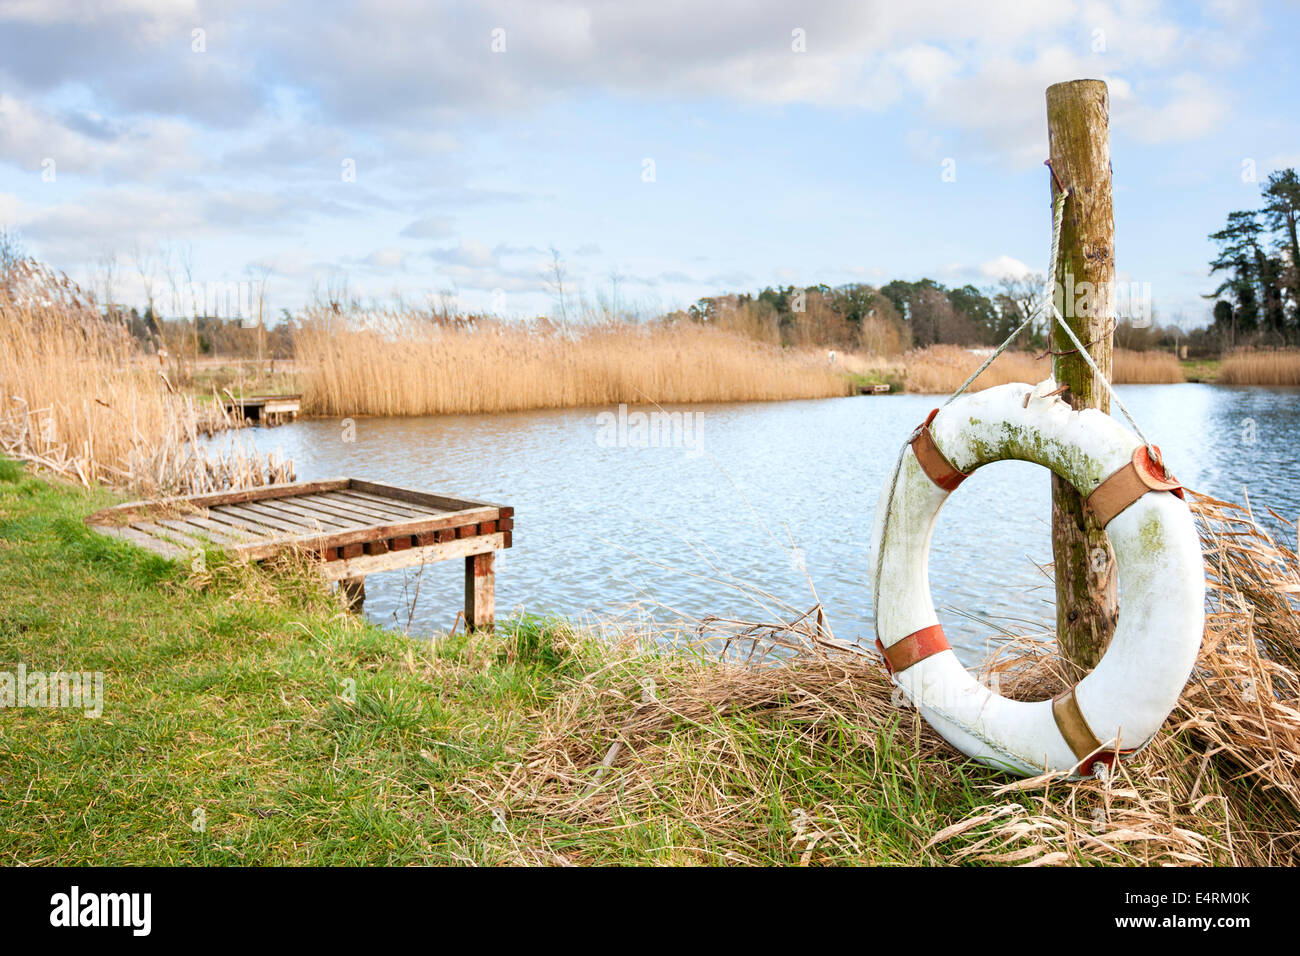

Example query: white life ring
[868,381,1204,777]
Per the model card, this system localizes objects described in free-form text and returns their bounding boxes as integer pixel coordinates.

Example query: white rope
[944,188,1070,406]
[1046,296,1154,451]
[872,182,1160,628]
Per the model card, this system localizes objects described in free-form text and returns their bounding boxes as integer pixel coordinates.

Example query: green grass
[1181,358,1222,383]
[845,369,906,394]
[0,460,1249,865]
[0,463,597,864]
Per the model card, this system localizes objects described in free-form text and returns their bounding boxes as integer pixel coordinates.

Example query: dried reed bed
[900,345,1183,393]
[467,491,1299,866]
[0,261,291,494]
[1218,349,1300,386]
[902,345,1045,394]
[294,311,851,417]
[1113,348,1186,384]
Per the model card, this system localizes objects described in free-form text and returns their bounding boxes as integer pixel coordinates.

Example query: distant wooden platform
[222,394,301,425]
[856,383,892,395]
[85,478,513,629]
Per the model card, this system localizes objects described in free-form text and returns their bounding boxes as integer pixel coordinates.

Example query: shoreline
[2,460,1296,865]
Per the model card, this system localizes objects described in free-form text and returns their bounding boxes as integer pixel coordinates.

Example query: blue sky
[1,0,1297,326]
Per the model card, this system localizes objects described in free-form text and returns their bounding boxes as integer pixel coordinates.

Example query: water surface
[217,384,1300,662]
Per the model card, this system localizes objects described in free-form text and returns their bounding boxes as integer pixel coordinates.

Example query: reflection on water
[211,384,1300,662]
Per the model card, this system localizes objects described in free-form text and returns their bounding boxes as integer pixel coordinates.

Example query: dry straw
[471,491,1299,866]
[293,309,851,417]
[1218,349,1300,387]
[900,345,1185,394]
[0,261,290,494]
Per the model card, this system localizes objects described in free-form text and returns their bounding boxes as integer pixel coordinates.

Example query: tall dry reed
[1218,349,1300,386]
[294,310,851,416]
[901,345,1183,394]
[0,261,290,494]
[1113,348,1185,384]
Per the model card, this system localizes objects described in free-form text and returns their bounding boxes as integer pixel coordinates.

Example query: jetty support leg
[340,576,366,612]
[465,552,495,631]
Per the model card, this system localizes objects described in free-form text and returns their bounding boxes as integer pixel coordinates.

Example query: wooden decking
[221,393,301,425]
[85,478,513,628]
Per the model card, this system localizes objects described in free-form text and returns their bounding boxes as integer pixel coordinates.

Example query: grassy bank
[3,461,1297,865]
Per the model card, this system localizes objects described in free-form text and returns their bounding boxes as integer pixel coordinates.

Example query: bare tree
[132,242,160,329]
[245,263,273,370]
[544,244,569,330]
[0,227,25,286]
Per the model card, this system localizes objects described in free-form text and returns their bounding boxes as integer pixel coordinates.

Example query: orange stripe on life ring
[876,625,950,675]
[1086,445,1184,527]
[910,409,969,492]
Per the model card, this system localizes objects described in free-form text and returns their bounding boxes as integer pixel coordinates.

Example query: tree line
[1208,168,1300,346]
[676,274,1188,355]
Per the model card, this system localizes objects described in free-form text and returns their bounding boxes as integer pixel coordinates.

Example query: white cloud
[980,255,1035,280]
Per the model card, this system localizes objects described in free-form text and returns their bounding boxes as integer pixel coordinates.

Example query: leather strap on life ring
[1086,445,1184,527]
[1052,686,1131,776]
[909,409,969,492]
[876,624,950,676]
[1051,687,1103,761]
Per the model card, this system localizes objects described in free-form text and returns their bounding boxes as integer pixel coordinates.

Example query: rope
[872,181,1160,632]
[1046,295,1154,451]
[874,189,1070,606]
[943,188,1069,406]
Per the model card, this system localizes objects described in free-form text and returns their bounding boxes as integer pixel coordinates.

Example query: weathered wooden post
[465,552,495,631]
[1046,79,1117,675]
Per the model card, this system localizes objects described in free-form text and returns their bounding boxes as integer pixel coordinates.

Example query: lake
[214,384,1300,662]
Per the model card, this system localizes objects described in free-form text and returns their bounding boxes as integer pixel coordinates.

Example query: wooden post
[1046,79,1117,675]
[340,576,366,611]
[465,552,495,631]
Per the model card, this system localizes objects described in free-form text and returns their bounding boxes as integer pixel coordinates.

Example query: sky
[1,0,1297,327]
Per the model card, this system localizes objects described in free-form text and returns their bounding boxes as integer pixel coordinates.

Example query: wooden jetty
[856,383,892,395]
[222,393,302,425]
[85,478,513,629]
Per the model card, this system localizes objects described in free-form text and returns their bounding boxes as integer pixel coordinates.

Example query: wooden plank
[210,505,497,562]
[198,508,284,539]
[389,535,413,551]
[312,490,422,521]
[92,524,188,559]
[86,478,352,526]
[319,532,505,581]
[132,520,210,553]
[288,494,395,525]
[465,551,495,630]
[155,517,248,547]
[336,489,445,516]
[324,491,435,521]
[175,515,265,544]
[291,493,400,523]
[339,542,364,559]
[347,479,508,516]
[211,503,312,536]
[246,499,356,531]
[268,497,375,529]
[364,539,389,556]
